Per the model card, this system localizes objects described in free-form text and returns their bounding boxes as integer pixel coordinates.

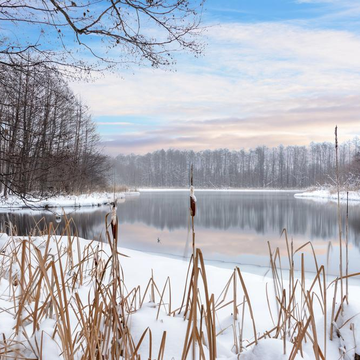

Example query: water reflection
[1,191,360,274]
[118,192,360,245]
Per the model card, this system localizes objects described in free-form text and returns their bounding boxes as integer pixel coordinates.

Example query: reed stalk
[335,126,344,313]
[346,191,349,304]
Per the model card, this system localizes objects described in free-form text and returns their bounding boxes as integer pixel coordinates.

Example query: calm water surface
[2,191,360,274]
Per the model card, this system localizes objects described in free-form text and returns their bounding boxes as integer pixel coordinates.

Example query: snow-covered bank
[0,191,140,210]
[0,232,359,359]
[295,188,360,203]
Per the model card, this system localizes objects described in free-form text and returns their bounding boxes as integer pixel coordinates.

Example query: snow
[295,189,360,203]
[240,339,311,360]
[0,233,9,248]
[0,191,140,210]
[0,233,359,359]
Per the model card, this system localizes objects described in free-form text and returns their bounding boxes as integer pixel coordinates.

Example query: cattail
[110,201,117,241]
[190,185,197,217]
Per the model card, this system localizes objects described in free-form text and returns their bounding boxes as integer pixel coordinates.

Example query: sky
[68,0,360,155]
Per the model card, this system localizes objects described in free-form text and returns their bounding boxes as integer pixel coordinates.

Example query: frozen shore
[295,188,360,203]
[0,232,359,359]
[0,191,140,210]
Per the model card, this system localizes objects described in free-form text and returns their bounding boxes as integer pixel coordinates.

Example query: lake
[1,190,360,275]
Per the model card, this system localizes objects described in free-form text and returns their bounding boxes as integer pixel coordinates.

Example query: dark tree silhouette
[0,63,108,199]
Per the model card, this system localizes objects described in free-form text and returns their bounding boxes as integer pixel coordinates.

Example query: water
[1,190,360,274]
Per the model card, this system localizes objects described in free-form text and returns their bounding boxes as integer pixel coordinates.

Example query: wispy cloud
[70,9,360,155]
[96,122,132,126]
[99,94,360,155]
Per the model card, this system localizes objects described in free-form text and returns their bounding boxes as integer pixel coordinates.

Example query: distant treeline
[114,140,360,189]
[0,63,108,198]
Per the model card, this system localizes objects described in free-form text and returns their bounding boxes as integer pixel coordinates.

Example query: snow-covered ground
[0,191,140,210]
[295,188,360,203]
[0,232,359,359]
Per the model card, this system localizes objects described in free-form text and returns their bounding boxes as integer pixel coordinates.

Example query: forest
[2,62,359,197]
[0,63,107,199]
[114,139,360,189]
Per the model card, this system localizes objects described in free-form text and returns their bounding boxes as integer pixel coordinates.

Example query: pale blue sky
[67,0,360,154]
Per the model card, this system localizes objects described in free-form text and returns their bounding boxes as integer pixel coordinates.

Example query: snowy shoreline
[0,232,359,359]
[295,188,360,203]
[0,191,140,210]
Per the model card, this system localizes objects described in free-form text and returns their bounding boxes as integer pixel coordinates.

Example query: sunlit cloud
[97,122,132,126]
[99,96,360,155]
[70,7,360,155]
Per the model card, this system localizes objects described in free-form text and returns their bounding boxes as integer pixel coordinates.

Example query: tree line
[0,63,108,199]
[113,139,360,189]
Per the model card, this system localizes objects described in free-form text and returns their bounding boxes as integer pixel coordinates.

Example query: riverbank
[0,231,359,359]
[295,188,360,203]
[0,191,140,209]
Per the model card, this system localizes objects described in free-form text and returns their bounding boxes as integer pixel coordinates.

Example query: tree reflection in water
[1,191,360,273]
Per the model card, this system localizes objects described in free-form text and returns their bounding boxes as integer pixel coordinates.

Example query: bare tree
[0,1,205,200]
[0,62,108,199]
[112,139,360,189]
[0,0,205,75]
